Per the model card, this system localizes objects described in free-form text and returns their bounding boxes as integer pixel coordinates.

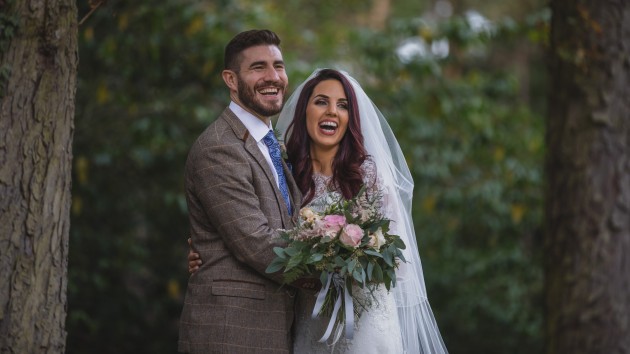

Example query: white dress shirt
[229,102,290,210]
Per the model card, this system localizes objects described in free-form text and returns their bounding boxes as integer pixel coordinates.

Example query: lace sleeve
[362,158,409,280]
[361,157,380,198]
[363,157,398,223]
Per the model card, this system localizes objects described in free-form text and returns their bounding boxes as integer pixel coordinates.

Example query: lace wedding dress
[292,160,404,354]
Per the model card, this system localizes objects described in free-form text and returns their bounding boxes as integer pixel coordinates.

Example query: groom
[178,30,310,353]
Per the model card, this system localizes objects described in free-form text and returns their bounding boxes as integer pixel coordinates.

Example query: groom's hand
[188,238,202,274]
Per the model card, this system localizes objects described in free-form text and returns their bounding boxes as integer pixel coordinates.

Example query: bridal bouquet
[266,186,406,342]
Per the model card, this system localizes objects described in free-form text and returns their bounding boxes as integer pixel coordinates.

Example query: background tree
[0,0,78,352]
[544,1,630,353]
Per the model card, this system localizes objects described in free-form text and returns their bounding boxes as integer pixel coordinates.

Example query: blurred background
[68,0,548,353]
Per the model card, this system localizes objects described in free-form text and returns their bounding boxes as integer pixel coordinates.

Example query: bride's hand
[291,275,322,293]
[188,238,202,274]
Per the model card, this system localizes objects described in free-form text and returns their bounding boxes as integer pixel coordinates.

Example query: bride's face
[305,79,350,152]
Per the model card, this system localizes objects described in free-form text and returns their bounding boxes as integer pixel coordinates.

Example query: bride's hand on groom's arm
[290,276,322,293]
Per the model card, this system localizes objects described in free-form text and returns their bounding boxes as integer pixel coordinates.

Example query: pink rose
[320,215,346,238]
[340,224,364,248]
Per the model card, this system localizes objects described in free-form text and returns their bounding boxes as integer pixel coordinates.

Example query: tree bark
[545,1,630,354]
[0,0,77,352]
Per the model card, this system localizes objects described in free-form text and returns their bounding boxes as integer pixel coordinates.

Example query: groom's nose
[263,67,281,81]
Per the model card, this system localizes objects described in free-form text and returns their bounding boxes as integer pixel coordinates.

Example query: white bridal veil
[276,69,448,354]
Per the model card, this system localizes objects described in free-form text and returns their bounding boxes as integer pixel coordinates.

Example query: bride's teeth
[320,122,338,129]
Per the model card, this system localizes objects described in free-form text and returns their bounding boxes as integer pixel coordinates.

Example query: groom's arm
[186,237,321,291]
[190,139,291,285]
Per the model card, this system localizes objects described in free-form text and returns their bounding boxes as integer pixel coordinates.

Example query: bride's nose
[326,105,337,116]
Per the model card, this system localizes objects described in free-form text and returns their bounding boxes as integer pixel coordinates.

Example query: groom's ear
[222,70,238,91]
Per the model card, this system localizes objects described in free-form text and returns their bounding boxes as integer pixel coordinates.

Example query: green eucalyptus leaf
[266,258,286,274]
[273,247,286,259]
[382,249,393,267]
[285,254,304,272]
[284,247,300,257]
[352,268,362,284]
[320,271,329,286]
[373,263,383,282]
[307,253,324,264]
[364,250,383,258]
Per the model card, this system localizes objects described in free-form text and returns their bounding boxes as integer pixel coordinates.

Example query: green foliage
[0,1,18,51]
[0,0,19,97]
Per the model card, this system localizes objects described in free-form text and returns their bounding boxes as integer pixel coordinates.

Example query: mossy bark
[0,0,77,352]
[545,1,630,353]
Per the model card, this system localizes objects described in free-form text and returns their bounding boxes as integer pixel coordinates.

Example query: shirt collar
[229,101,272,143]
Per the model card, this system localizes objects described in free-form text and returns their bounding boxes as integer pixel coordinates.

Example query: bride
[190,69,448,354]
[279,68,447,354]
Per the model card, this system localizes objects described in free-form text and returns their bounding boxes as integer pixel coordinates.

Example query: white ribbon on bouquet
[311,272,354,344]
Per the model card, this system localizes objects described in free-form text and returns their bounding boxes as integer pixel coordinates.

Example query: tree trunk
[368,0,391,30]
[545,1,630,354]
[0,0,77,352]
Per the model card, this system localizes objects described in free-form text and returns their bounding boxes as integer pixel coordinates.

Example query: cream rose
[299,207,320,223]
[368,228,386,250]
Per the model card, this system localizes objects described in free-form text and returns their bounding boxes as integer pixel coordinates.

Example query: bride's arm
[362,159,411,280]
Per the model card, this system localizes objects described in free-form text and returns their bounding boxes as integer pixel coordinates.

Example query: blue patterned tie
[262,130,292,216]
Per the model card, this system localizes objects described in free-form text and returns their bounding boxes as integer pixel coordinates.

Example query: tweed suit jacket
[178,107,302,354]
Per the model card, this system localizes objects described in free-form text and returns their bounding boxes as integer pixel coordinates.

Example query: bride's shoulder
[360,156,378,186]
[360,156,376,172]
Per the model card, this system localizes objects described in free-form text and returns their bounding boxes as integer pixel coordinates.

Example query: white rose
[368,228,386,250]
[299,207,320,223]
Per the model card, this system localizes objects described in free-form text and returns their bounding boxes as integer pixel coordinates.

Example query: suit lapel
[283,161,301,224]
[220,108,293,226]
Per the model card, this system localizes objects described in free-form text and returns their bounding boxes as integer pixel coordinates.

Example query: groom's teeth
[259,88,279,95]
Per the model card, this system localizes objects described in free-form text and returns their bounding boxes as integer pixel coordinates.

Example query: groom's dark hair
[224,29,282,72]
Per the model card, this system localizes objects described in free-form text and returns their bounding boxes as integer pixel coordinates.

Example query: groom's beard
[237,75,284,117]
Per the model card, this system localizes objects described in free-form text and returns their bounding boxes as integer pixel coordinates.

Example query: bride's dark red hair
[284,69,367,206]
